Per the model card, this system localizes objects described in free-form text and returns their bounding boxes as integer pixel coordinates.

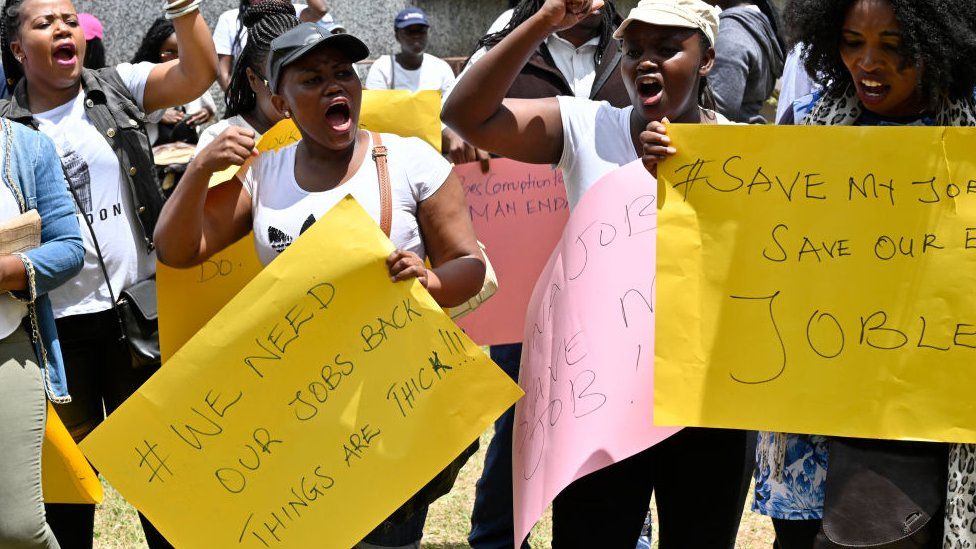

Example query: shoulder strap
[62,162,127,339]
[371,132,392,238]
[390,54,396,90]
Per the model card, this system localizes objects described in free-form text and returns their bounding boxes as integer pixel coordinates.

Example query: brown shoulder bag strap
[371,132,393,238]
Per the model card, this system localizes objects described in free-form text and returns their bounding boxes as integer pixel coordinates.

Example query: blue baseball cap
[394,7,430,29]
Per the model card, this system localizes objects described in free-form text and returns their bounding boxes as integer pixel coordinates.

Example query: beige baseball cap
[613,0,721,47]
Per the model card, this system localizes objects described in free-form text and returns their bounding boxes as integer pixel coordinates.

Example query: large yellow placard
[82,197,523,548]
[656,125,976,443]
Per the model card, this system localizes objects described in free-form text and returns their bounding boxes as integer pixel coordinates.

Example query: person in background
[465,1,627,104]
[133,17,217,146]
[364,8,475,167]
[0,0,218,546]
[77,13,103,70]
[365,8,455,95]
[760,1,976,547]
[213,0,332,91]
[459,2,630,548]
[198,0,299,151]
[706,0,785,123]
[0,117,84,549]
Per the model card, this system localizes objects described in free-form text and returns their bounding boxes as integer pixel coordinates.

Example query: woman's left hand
[387,249,429,287]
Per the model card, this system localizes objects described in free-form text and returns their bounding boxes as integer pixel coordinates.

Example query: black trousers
[44,309,171,549]
[773,519,822,549]
[551,427,748,548]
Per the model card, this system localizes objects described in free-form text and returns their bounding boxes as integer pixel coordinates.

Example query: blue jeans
[469,343,530,548]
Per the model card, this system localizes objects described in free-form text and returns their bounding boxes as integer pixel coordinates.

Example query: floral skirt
[752,432,829,521]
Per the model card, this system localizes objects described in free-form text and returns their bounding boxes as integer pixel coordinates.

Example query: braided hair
[131,17,175,64]
[1,0,26,88]
[476,0,622,65]
[225,0,298,117]
[231,0,252,59]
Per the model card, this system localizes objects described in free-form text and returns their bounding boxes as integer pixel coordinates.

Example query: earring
[284,110,291,118]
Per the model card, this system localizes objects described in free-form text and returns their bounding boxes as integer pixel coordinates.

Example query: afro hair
[785,0,976,103]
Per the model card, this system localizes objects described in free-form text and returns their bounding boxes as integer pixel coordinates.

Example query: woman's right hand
[192,126,256,175]
[639,119,677,176]
[536,0,605,32]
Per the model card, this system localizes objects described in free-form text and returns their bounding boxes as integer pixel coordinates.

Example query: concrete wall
[77,0,787,65]
[73,0,787,113]
[73,0,529,66]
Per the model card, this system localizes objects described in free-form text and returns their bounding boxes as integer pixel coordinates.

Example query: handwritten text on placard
[513,161,679,546]
[656,125,976,443]
[83,198,522,548]
[455,160,570,346]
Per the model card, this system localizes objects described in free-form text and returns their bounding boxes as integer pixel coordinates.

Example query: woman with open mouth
[0,0,217,546]
[443,0,750,546]
[154,22,487,549]
[757,0,976,547]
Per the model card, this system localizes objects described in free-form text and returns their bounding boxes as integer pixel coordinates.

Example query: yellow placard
[360,89,442,151]
[157,235,262,361]
[207,89,442,187]
[656,124,976,443]
[82,197,522,548]
[157,120,297,362]
[42,402,103,504]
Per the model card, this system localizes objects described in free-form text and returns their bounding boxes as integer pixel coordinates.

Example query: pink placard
[513,160,681,545]
[455,159,570,346]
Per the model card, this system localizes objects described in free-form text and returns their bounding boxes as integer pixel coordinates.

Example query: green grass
[91,430,773,548]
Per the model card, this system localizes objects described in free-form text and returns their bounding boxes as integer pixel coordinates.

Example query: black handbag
[821,438,948,548]
[117,278,161,368]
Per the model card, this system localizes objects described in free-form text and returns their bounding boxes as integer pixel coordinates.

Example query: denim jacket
[3,118,85,402]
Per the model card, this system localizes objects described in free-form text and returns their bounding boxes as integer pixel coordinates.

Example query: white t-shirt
[37,62,157,318]
[450,18,599,102]
[242,133,451,266]
[196,115,257,153]
[364,53,456,96]
[0,182,27,338]
[213,5,334,58]
[557,96,731,209]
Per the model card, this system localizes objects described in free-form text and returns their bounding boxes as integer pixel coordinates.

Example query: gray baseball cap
[267,22,369,92]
